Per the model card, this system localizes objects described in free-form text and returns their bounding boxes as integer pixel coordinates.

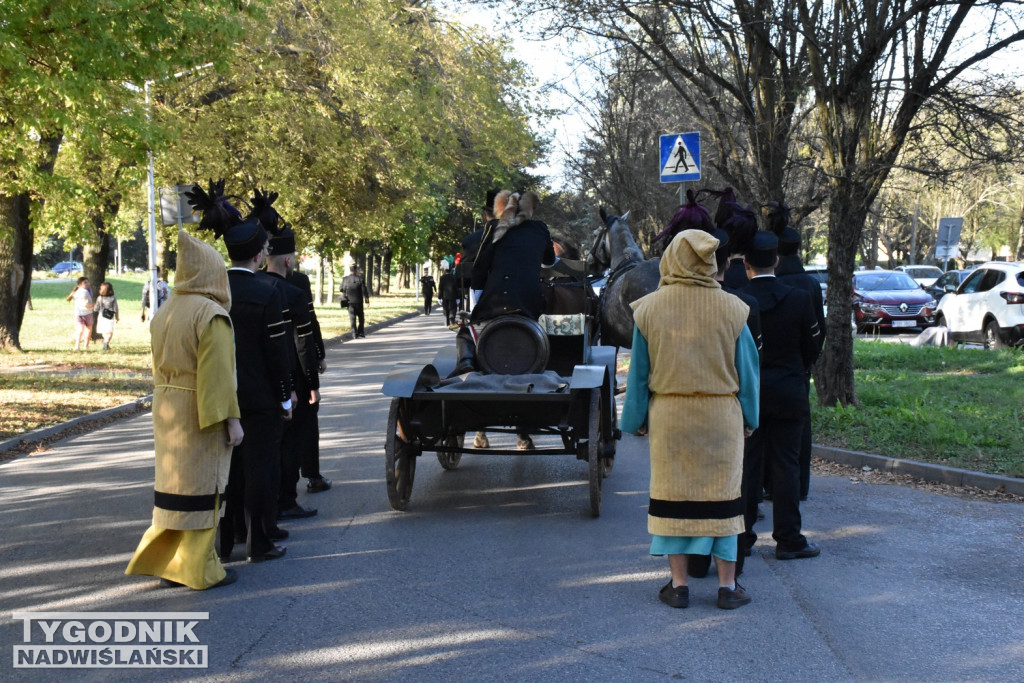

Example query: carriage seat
[537,313,587,336]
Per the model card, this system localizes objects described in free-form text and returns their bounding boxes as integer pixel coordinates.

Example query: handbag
[102,308,115,319]
[339,295,349,308]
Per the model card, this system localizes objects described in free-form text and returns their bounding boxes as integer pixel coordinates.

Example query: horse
[588,208,662,349]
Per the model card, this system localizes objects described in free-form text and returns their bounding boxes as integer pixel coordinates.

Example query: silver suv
[935,262,1024,349]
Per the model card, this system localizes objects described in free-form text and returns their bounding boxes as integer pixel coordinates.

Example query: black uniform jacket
[722,284,763,353]
[470,219,556,323]
[743,276,822,419]
[260,270,319,392]
[288,270,325,362]
[438,272,459,300]
[723,257,749,290]
[227,269,292,414]
[775,255,827,352]
[340,274,369,309]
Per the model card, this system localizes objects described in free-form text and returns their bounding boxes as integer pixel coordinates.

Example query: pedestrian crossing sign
[660,132,701,183]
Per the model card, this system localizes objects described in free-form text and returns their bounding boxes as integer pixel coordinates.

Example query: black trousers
[441,298,457,325]
[800,416,812,500]
[299,401,321,480]
[280,384,316,509]
[348,304,365,336]
[219,411,283,558]
[751,417,808,552]
[423,295,433,314]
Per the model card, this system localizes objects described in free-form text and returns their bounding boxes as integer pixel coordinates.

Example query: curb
[0,396,152,455]
[813,444,1024,497]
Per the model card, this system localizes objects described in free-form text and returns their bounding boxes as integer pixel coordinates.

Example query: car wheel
[984,320,1005,350]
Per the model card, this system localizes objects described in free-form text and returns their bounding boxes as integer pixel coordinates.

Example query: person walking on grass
[94,282,120,351]
[65,276,93,351]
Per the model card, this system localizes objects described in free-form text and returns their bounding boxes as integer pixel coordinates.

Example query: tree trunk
[817,186,871,407]
[0,193,34,351]
[381,248,392,294]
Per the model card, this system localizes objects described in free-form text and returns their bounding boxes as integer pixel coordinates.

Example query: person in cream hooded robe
[126,230,242,590]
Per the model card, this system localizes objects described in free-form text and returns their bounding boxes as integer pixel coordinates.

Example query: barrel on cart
[381,268,621,516]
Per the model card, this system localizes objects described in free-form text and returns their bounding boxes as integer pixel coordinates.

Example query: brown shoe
[717,582,752,609]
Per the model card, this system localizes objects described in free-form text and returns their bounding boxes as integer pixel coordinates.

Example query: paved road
[1,311,1022,681]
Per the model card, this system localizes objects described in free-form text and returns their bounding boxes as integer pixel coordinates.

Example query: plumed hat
[268,223,296,255]
[655,189,714,243]
[713,228,731,273]
[185,179,243,238]
[222,218,267,261]
[711,187,739,229]
[723,205,759,255]
[745,231,779,269]
[248,187,282,235]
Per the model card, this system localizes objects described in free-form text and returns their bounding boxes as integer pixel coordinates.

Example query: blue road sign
[660,132,701,183]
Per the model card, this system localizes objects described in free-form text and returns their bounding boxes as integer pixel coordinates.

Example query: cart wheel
[601,383,617,478]
[385,398,417,510]
[437,434,464,470]
[588,389,602,517]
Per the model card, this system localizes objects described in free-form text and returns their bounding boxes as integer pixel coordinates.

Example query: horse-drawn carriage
[380,263,621,516]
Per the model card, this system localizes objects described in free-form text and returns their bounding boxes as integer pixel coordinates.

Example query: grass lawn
[0,274,420,441]
[811,340,1024,478]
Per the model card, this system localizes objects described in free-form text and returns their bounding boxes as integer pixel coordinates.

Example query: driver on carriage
[451,190,557,376]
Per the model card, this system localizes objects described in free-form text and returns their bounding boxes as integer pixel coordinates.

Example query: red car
[853,270,937,332]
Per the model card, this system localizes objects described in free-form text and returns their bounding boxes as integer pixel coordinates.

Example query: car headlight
[858,301,884,315]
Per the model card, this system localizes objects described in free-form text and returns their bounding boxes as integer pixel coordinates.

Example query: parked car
[924,269,972,302]
[852,270,937,332]
[52,261,83,275]
[804,264,829,315]
[935,261,1024,349]
[895,264,943,288]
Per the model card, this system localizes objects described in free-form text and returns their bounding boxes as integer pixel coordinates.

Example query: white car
[896,265,943,288]
[935,261,1024,349]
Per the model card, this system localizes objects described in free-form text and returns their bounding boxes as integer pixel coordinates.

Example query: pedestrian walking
[420,267,436,315]
[340,264,369,337]
[94,282,120,351]
[65,276,93,351]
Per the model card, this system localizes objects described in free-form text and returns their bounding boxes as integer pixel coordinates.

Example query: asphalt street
[1,309,1022,681]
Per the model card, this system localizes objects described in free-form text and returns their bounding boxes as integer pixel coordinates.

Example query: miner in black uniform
[259,223,321,520]
[284,239,331,494]
[742,231,822,561]
[340,264,369,338]
[768,203,826,501]
[221,217,292,563]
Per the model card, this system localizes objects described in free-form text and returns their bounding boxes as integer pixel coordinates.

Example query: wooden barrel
[476,315,549,375]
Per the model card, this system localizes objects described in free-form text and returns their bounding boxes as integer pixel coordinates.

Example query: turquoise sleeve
[619,325,651,434]
[735,325,760,430]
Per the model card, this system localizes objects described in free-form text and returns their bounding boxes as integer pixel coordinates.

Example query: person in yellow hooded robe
[620,228,759,610]
[126,230,243,590]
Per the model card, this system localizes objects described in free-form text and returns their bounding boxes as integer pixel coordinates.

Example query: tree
[800,1,1024,405]
[0,0,253,350]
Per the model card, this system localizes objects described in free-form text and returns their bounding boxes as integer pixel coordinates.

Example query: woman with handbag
[94,282,120,351]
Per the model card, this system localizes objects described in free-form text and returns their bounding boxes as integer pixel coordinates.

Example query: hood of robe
[659,229,721,289]
[173,229,231,310]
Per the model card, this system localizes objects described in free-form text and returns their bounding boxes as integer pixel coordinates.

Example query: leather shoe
[307,476,332,493]
[278,504,317,520]
[268,527,289,541]
[717,583,752,609]
[776,542,821,560]
[205,568,238,590]
[658,581,689,608]
[248,546,287,563]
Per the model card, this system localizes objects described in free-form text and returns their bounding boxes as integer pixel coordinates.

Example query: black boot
[450,327,477,376]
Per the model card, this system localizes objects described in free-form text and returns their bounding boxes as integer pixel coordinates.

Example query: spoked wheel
[385,398,418,510]
[601,382,617,478]
[984,320,1005,350]
[587,389,602,517]
[437,433,464,470]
